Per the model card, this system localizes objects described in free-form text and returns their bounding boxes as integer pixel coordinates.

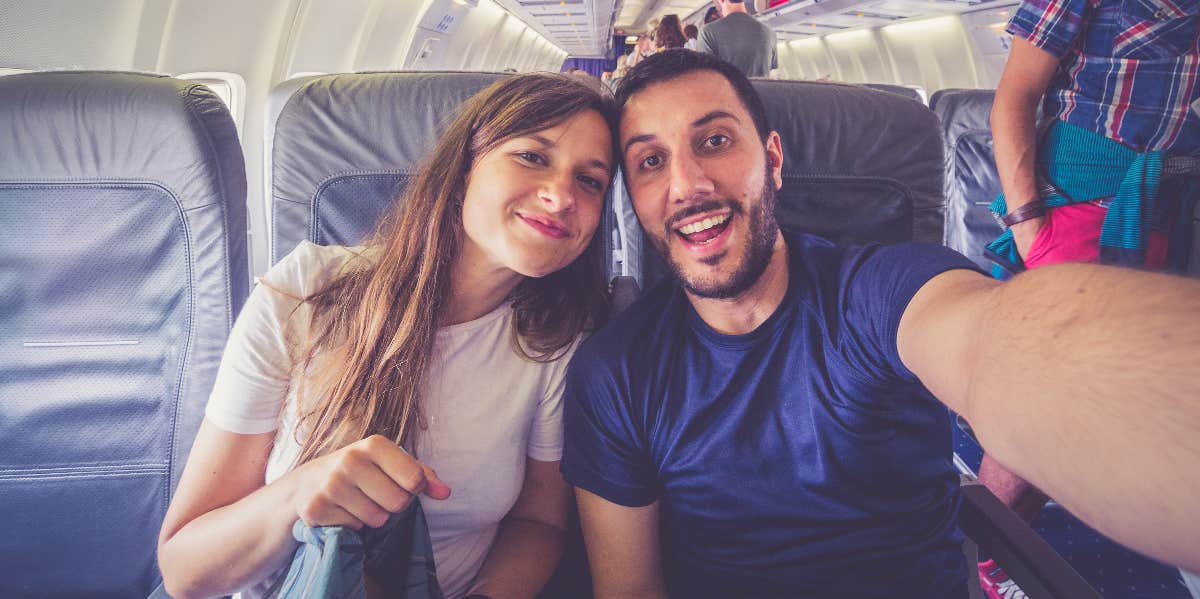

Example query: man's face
[620,70,784,299]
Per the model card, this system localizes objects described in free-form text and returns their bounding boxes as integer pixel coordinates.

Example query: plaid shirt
[1008,0,1200,154]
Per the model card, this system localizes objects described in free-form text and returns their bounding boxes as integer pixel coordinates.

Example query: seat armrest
[959,481,1102,599]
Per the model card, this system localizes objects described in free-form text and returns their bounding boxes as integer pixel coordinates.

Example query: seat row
[0,70,1151,597]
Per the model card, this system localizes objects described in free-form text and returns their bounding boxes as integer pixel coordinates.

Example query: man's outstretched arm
[575,489,668,599]
[898,265,1200,571]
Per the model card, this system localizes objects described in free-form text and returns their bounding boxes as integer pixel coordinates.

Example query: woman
[157,73,616,599]
[655,15,687,51]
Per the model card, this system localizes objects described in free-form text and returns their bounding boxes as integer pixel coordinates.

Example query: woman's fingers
[361,435,452,500]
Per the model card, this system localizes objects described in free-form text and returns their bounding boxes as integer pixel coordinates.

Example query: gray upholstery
[0,71,248,597]
[929,88,976,112]
[861,83,926,105]
[624,79,947,291]
[934,90,1004,269]
[270,72,506,263]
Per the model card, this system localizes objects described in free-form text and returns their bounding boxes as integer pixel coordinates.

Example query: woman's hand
[290,434,451,530]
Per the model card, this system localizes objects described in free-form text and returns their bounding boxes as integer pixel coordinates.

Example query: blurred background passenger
[684,24,699,51]
[655,15,687,51]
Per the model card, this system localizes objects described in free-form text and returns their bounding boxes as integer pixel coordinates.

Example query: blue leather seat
[862,82,927,105]
[269,72,505,263]
[0,71,248,597]
[934,89,1005,270]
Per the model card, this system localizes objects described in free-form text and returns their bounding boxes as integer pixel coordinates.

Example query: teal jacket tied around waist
[985,120,1196,279]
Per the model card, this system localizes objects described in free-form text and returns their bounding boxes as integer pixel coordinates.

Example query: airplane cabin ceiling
[616,0,1018,40]
[493,0,619,57]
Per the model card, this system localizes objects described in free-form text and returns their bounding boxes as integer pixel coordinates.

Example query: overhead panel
[494,0,618,57]
[761,0,1018,39]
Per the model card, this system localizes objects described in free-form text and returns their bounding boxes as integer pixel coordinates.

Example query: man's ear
[765,131,784,190]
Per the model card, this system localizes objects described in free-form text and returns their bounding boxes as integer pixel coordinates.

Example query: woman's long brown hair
[289,73,617,465]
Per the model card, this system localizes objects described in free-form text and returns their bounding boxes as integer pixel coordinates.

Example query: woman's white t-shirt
[204,242,576,598]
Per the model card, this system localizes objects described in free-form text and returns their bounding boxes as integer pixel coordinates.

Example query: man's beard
[650,162,780,299]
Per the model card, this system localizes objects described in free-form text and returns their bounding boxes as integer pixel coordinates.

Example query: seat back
[619,80,946,292]
[934,89,1004,269]
[270,72,505,262]
[861,82,927,105]
[0,71,248,597]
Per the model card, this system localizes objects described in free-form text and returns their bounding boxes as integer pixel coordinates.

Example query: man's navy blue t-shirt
[561,233,980,598]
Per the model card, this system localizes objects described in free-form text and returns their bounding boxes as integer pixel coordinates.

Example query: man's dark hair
[703,6,720,23]
[684,24,698,39]
[614,49,770,142]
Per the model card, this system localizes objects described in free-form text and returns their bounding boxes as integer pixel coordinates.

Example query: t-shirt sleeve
[836,243,981,385]
[1006,0,1090,58]
[697,27,716,56]
[203,281,298,434]
[526,339,583,462]
[203,245,331,434]
[560,346,658,507]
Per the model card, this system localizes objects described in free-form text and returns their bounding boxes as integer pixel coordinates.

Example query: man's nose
[668,152,716,205]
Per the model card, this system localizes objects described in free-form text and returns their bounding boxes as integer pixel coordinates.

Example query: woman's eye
[703,134,729,149]
[639,154,662,170]
[517,151,546,165]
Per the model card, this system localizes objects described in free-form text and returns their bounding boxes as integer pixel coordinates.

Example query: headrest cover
[0,71,245,211]
[270,72,506,262]
[753,80,944,244]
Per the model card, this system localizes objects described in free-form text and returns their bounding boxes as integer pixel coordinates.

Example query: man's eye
[703,134,729,149]
[640,155,662,170]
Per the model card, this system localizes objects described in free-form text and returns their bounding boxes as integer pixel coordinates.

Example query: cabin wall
[776,10,1014,93]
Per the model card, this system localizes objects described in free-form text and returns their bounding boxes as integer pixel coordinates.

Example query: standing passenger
[684,24,699,51]
[696,0,777,77]
[656,15,688,51]
[982,0,1200,593]
[156,74,617,599]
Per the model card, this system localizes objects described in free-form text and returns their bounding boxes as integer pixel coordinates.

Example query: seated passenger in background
[562,50,1200,598]
[981,0,1200,588]
[156,74,617,599]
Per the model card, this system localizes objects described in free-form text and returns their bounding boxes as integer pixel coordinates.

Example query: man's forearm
[991,84,1042,211]
[965,263,1200,571]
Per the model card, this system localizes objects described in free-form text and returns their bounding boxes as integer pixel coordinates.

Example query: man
[980,0,1200,591]
[696,0,777,77]
[561,50,1200,598]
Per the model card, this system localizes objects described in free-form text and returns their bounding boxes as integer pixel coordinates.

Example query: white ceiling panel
[494,0,618,56]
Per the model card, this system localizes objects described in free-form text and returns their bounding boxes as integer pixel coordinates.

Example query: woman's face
[461,109,613,278]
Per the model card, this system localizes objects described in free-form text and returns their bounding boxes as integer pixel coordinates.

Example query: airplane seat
[0,71,248,597]
[861,82,927,105]
[934,89,1005,271]
[270,71,593,598]
[615,79,947,296]
[929,87,977,112]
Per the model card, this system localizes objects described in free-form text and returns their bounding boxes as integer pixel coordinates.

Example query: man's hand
[1010,215,1046,258]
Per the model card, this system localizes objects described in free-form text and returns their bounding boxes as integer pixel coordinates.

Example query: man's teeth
[677,214,730,235]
